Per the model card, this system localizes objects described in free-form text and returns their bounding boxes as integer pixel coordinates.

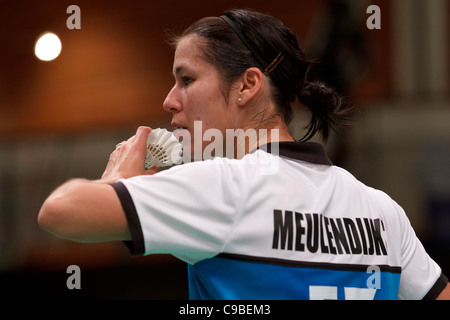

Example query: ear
[238,67,264,104]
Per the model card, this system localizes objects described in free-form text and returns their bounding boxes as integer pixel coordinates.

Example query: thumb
[136,126,152,144]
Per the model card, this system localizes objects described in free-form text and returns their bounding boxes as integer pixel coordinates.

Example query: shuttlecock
[145,128,183,169]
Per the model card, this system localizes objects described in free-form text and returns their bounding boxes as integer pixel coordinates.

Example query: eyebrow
[174,65,188,77]
[174,66,182,76]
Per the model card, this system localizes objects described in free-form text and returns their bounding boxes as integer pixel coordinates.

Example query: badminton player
[38,9,449,300]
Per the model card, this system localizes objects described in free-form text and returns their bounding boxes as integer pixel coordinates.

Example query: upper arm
[393,201,446,300]
[436,283,450,300]
[38,179,131,243]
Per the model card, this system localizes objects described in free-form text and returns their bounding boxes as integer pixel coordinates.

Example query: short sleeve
[397,205,448,299]
[111,159,246,265]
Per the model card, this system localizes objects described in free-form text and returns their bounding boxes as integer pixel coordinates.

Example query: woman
[38,9,449,300]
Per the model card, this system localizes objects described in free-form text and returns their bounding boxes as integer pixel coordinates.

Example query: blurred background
[0,0,448,299]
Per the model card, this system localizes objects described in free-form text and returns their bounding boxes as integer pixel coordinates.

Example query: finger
[136,126,152,144]
[125,127,151,145]
[126,135,136,143]
[145,165,160,175]
[115,141,126,150]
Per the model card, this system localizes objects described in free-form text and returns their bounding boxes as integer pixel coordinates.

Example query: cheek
[188,88,228,129]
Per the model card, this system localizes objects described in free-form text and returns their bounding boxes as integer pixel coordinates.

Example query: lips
[171,121,187,130]
[171,122,189,141]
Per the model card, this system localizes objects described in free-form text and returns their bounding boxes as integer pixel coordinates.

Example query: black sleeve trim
[422,272,449,300]
[110,181,145,255]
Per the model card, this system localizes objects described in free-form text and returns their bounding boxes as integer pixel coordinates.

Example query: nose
[163,85,182,113]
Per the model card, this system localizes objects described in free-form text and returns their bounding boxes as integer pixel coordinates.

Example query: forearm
[38,126,153,242]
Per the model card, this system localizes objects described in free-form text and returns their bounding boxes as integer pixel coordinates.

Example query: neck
[232,120,294,159]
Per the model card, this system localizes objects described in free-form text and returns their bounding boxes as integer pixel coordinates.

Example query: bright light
[35,32,62,61]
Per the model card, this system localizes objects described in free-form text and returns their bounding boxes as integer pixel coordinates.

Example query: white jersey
[111,141,447,299]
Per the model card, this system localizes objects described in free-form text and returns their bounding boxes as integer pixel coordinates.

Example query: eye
[181,76,194,86]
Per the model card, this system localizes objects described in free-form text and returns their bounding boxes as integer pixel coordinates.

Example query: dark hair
[170,9,353,142]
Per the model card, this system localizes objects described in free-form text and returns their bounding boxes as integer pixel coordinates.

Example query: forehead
[173,35,209,74]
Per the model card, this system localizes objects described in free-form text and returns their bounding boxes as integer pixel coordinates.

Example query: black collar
[255,141,333,166]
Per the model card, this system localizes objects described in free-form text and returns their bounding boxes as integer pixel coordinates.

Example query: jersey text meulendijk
[272,210,388,256]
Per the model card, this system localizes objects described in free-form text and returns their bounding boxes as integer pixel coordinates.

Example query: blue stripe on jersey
[188,256,401,300]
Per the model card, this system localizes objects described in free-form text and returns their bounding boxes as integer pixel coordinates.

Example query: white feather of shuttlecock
[145,128,183,169]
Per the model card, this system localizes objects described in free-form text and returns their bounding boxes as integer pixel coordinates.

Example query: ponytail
[297,80,352,142]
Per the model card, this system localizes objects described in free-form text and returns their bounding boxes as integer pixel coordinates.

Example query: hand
[101,126,159,181]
